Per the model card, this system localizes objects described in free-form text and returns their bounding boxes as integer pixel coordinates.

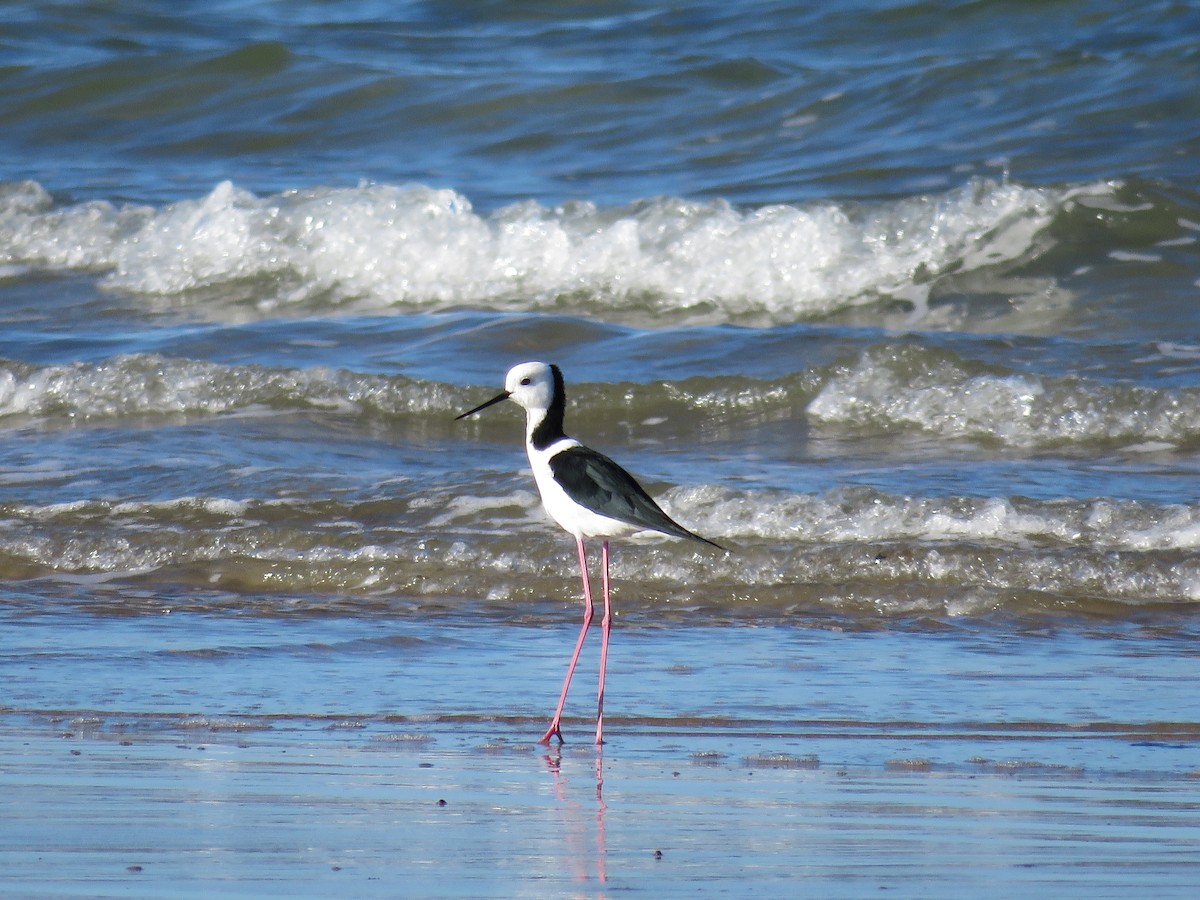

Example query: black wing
[549,445,722,549]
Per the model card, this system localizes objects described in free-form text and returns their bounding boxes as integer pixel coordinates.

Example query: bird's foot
[538,721,565,745]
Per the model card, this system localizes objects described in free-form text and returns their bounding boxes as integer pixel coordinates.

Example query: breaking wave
[3,485,1199,619]
[0,177,1108,325]
[4,346,1200,452]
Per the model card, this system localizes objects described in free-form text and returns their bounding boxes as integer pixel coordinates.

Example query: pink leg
[595,540,612,745]
[539,537,593,745]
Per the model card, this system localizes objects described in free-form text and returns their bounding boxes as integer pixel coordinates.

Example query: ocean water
[2,0,1200,842]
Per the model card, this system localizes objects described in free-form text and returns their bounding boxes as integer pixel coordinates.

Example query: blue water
[5,1,1198,206]
[2,2,1200,892]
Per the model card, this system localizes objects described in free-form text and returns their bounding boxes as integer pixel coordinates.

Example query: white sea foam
[669,484,1200,553]
[4,483,1199,609]
[416,489,542,529]
[0,177,1105,324]
[806,345,1200,447]
[111,497,250,518]
[3,348,1198,453]
[0,354,458,421]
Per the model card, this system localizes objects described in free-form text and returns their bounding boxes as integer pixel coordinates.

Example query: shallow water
[11,724,1199,899]
[2,0,1200,893]
[3,623,1199,897]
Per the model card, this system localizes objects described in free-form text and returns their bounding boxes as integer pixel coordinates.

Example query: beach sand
[2,622,1199,898]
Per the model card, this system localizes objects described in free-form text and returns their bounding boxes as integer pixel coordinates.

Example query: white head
[456,361,565,425]
[503,361,559,414]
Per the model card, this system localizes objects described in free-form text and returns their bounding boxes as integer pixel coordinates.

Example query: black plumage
[549,445,722,549]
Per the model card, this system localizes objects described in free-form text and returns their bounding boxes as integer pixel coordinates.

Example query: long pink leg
[538,537,593,745]
[595,540,612,745]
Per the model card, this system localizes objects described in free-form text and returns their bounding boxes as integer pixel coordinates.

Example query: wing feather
[549,446,721,548]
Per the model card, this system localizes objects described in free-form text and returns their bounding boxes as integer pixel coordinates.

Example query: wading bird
[457,362,722,745]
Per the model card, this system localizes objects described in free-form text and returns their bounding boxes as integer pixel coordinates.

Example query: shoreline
[3,618,1199,896]
[3,707,1199,898]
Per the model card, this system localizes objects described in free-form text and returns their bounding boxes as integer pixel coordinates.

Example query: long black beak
[455,390,511,420]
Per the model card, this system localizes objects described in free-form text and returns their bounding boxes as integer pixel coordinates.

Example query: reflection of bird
[457,361,722,745]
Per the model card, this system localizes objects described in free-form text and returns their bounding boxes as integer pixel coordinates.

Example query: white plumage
[458,361,721,745]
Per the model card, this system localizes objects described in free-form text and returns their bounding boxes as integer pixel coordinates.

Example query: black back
[549,445,722,548]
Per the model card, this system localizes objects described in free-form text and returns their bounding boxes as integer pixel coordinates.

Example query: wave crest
[1,178,1104,324]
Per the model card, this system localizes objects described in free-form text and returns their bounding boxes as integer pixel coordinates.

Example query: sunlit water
[1,2,1199,891]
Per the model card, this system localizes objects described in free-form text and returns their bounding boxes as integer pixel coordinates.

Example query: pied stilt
[457,361,722,745]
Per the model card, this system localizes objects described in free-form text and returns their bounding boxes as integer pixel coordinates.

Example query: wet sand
[2,715,1199,898]
[3,621,1200,897]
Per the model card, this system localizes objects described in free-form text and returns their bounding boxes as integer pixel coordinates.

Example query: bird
[457,361,722,746]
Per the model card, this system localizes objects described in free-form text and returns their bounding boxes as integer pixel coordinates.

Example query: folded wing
[549,445,722,548]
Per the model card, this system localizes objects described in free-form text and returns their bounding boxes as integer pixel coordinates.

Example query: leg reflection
[542,749,607,886]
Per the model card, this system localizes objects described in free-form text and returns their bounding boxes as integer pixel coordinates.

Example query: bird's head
[456,361,561,419]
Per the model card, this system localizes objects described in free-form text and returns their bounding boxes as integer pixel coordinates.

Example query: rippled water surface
[2,1,1200,891]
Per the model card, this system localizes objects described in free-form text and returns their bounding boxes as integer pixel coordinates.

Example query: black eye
[520,377,532,385]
